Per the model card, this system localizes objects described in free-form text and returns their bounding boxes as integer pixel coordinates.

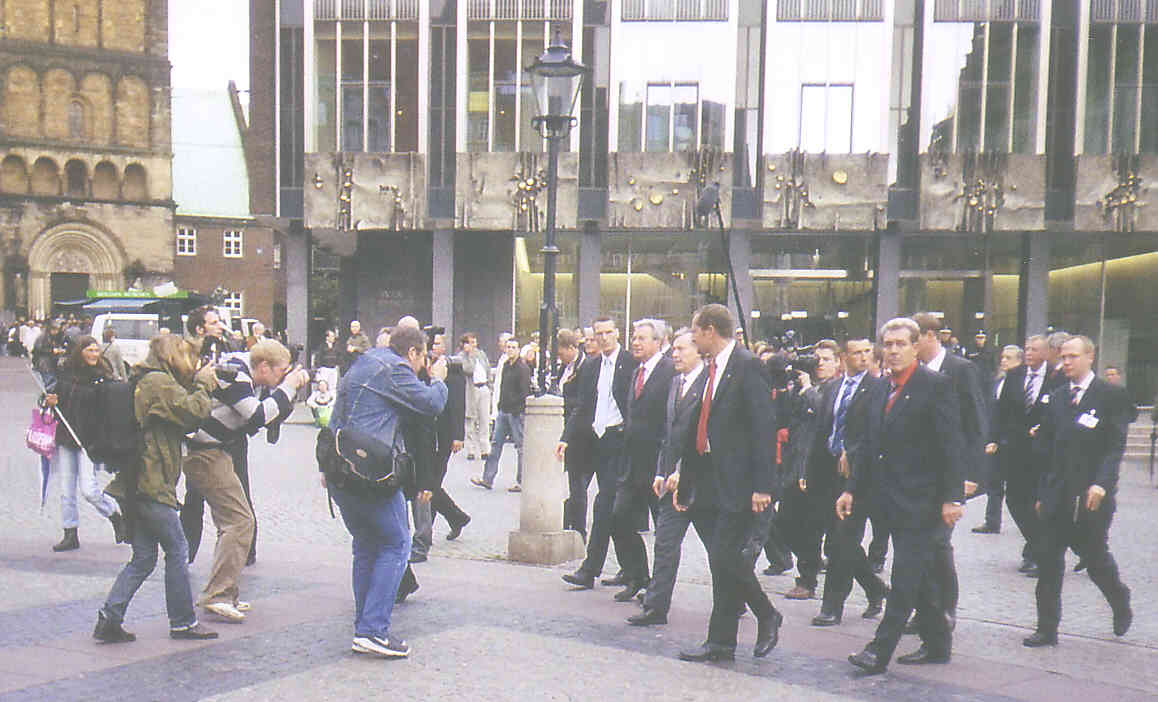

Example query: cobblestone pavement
[1,357,1155,701]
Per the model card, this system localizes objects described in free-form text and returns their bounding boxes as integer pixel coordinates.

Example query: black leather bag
[316,426,414,496]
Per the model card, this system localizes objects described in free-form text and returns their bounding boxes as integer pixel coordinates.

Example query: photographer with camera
[182,338,309,623]
[327,324,447,658]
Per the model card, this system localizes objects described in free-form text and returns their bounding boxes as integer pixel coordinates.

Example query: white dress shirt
[1023,364,1044,405]
[678,362,704,401]
[925,346,948,373]
[637,350,664,389]
[707,339,737,401]
[1069,371,1096,405]
[593,346,625,437]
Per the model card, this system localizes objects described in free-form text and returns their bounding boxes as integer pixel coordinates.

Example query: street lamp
[527,30,587,395]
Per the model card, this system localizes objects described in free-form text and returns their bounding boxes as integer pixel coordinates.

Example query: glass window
[957,25,985,152]
[1012,24,1039,153]
[1112,24,1140,153]
[1142,26,1158,153]
[520,22,546,153]
[341,27,364,152]
[177,227,197,256]
[494,25,518,152]
[467,25,490,152]
[223,292,244,318]
[1085,24,1113,155]
[316,33,337,152]
[799,84,853,153]
[367,33,391,151]
[702,100,725,150]
[672,84,698,152]
[618,82,643,152]
[984,23,1013,151]
[395,23,419,152]
[645,83,672,152]
[223,230,244,258]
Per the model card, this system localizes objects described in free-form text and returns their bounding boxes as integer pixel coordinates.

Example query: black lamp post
[527,31,587,395]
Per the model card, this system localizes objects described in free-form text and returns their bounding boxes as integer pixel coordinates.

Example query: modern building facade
[253,0,1158,403]
[0,0,175,318]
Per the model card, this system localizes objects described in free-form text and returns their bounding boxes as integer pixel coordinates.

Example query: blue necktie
[829,378,854,456]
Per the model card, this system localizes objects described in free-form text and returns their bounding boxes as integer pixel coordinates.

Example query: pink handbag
[26,408,57,457]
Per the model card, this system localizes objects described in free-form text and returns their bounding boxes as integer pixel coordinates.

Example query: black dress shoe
[627,608,668,626]
[848,648,886,674]
[896,644,950,665]
[408,552,428,563]
[1022,630,1058,647]
[811,611,841,627]
[602,572,627,586]
[395,577,419,603]
[446,515,470,541]
[754,609,783,657]
[971,523,1000,534]
[862,583,888,619]
[613,583,644,602]
[1113,588,1133,636]
[762,560,793,576]
[562,571,595,589]
[678,642,735,662]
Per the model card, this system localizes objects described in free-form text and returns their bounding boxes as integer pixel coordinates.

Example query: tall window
[177,227,197,256]
[314,12,419,153]
[68,101,85,139]
[776,0,885,21]
[1085,17,1158,154]
[623,0,729,21]
[799,84,853,153]
[223,230,244,258]
[619,81,725,152]
[273,242,283,269]
[223,292,243,318]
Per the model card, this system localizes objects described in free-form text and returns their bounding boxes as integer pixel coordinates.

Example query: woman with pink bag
[42,336,127,552]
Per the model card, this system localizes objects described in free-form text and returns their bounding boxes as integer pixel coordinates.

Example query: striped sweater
[187,354,295,447]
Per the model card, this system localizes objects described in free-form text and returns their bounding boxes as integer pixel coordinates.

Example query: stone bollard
[508,394,586,564]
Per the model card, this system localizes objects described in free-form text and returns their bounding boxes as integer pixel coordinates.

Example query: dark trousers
[867,512,889,565]
[984,476,1005,528]
[870,524,951,662]
[706,509,778,649]
[643,496,712,614]
[932,523,960,614]
[763,517,793,569]
[1034,499,1128,635]
[577,429,630,578]
[430,449,468,528]
[776,485,823,588]
[1004,458,1041,561]
[181,438,254,564]
[819,509,887,617]
[564,467,594,539]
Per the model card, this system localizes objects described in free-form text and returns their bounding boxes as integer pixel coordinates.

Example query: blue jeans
[55,445,119,528]
[482,411,524,486]
[101,499,197,630]
[330,484,411,638]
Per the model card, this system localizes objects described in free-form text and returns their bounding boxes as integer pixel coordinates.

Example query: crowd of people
[15,300,1144,667]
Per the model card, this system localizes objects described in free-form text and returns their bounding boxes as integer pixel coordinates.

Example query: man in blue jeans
[472,338,531,492]
[328,325,447,659]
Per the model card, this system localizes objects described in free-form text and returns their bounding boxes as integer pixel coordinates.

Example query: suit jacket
[846,364,967,530]
[435,362,466,456]
[624,355,677,486]
[937,351,989,489]
[656,366,709,480]
[989,364,1051,474]
[559,358,592,471]
[678,345,777,513]
[1035,377,1131,517]
[560,347,638,445]
[808,373,883,501]
[782,384,828,493]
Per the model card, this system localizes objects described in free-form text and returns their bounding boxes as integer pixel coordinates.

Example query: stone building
[0,0,174,318]
[254,1,1158,404]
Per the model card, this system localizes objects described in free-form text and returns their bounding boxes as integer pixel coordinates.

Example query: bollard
[508,394,586,564]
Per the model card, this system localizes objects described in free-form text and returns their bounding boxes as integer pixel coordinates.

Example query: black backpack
[88,371,160,473]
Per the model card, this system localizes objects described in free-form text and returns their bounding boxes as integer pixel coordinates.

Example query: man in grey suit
[627,328,709,626]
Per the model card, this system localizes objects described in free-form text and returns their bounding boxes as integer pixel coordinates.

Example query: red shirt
[886,361,918,413]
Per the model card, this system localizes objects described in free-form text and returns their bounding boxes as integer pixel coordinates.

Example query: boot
[53,528,79,552]
[93,611,136,643]
[109,513,128,544]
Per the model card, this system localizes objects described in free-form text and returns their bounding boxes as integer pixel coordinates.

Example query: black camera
[785,353,819,384]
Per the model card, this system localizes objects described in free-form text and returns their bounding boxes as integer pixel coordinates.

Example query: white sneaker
[351,635,409,658]
[234,601,252,612]
[204,602,246,622]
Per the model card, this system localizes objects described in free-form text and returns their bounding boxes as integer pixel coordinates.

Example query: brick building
[0,0,175,319]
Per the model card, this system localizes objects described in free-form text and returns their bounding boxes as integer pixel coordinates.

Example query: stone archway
[26,222,125,317]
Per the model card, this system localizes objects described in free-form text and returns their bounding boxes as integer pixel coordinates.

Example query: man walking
[458,333,492,461]
[557,329,595,540]
[842,318,966,674]
[676,305,782,662]
[473,338,530,491]
[974,344,1024,535]
[557,316,638,589]
[1023,336,1133,647]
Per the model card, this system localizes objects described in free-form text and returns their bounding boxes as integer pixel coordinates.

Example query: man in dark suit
[1023,335,1133,647]
[974,344,1023,534]
[607,319,676,601]
[677,304,782,663]
[557,329,594,541]
[913,312,989,628]
[557,316,639,589]
[841,317,967,674]
[627,328,709,625]
[421,332,470,549]
[812,338,889,626]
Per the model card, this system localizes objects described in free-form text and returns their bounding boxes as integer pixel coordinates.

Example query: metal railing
[316,0,418,20]
[468,0,573,19]
[623,0,727,20]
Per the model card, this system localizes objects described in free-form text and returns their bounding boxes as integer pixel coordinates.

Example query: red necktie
[696,360,717,455]
[885,381,901,414]
[634,366,646,400]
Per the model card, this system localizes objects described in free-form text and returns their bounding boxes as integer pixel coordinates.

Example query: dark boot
[109,513,128,544]
[93,611,136,643]
[52,528,79,552]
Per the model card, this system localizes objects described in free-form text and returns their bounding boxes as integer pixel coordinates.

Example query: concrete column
[285,224,310,351]
[726,229,755,336]
[873,229,902,330]
[577,222,601,326]
[432,228,454,341]
[508,395,585,564]
[1019,231,1051,340]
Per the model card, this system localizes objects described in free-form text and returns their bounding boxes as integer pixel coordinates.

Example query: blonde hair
[250,338,291,367]
[150,334,198,385]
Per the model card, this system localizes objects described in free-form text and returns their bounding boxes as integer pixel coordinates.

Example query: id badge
[1077,413,1099,429]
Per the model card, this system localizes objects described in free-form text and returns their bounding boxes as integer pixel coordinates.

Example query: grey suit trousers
[643,494,712,614]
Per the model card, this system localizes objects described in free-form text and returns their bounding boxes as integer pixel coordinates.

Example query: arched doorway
[26,223,125,317]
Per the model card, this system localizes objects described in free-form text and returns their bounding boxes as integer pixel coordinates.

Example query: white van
[90,313,162,367]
